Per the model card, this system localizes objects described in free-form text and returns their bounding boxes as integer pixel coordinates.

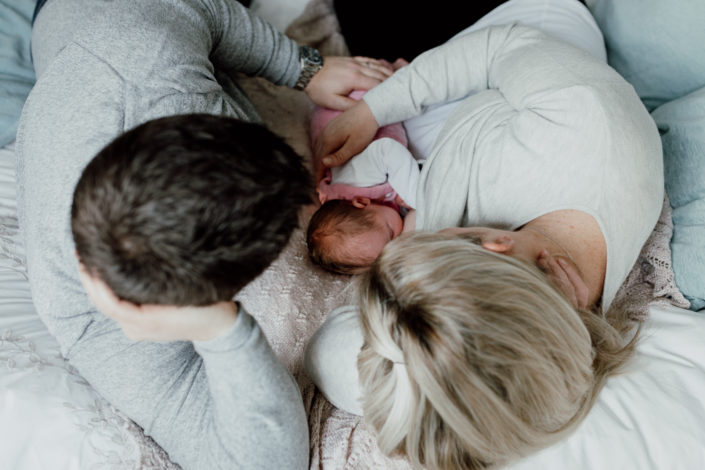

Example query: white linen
[250,0,310,32]
[305,302,705,470]
[509,303,705,470]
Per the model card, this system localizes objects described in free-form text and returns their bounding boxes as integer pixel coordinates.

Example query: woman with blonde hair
[305,0,663,468]
[355,232,636,469]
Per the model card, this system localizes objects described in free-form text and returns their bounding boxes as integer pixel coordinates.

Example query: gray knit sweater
[16,0,308,468]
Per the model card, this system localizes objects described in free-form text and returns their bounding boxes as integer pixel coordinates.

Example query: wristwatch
[293,46,324,91]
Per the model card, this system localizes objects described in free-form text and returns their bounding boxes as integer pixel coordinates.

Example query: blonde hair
[357,232,637,469]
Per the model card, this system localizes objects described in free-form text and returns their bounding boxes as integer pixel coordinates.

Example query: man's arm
[205,0,300,86]
[65,301,308,469]
[62,268,308,469]
[204,0,391,108]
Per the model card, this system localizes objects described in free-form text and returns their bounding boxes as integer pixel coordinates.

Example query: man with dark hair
[72,114,311,306]
[16,0,391,468]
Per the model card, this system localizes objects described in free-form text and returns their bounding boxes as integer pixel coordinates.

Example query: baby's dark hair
[306,199,378,275]
[72,114,313,305]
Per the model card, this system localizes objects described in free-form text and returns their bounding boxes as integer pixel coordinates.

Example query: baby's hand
[394,194,413,210]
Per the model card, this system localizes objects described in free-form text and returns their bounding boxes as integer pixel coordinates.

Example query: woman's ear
[482,235,514,254]
[351,196,371,209]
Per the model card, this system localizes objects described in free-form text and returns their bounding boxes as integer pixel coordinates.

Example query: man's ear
[351,196,371,209]
[482,235,514,254]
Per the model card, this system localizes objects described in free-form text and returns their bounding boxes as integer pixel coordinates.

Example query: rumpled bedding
[0,0,691,468]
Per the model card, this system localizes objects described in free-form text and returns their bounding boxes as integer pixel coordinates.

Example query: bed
[2,0,705,468]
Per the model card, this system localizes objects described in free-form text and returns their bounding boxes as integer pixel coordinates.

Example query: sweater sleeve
[362,24,598,126]
[204,0,301,87]
[192,307,309,468]
[65,305,308,470]
[332,138,419,207]
[366,138,419,208]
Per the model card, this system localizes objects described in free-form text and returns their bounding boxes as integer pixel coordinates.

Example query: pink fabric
[317,172,398,207]
[312,89,408,206]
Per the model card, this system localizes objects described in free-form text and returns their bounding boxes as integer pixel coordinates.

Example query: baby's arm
[331,138,419,207]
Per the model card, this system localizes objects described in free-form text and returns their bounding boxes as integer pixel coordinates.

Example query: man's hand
[537,250,590,310]
[78,264,238,342]
[312,100,380,182]
[305,56,392,110]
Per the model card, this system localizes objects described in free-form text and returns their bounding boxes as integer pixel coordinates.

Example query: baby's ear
[351,196,371,209]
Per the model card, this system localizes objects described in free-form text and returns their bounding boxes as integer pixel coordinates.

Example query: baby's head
[306,197,403,275]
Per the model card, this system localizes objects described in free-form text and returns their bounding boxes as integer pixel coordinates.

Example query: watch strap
[294,46,323,91]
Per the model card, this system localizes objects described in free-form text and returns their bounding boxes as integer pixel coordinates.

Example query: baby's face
[340,203,404,273]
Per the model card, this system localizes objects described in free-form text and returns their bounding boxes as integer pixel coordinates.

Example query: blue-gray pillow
[0,0,36,147]
[587,0,705,111]
[651,87,705,311]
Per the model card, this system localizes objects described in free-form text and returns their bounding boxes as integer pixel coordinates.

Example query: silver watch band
[294,46,324,91]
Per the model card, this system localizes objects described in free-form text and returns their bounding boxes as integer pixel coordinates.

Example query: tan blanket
[123,0,689,467]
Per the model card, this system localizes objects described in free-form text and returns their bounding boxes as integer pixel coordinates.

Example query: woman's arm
[316,24,607,167]
[362,23,603,125]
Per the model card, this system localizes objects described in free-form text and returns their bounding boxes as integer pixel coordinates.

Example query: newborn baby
[306,90,419,274]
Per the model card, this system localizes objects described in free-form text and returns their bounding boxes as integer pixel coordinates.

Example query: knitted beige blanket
[121,0,690,467]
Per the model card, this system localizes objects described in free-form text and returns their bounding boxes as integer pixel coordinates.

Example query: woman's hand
[78,264,238,342]
[305,56,392,110]
[537,250,590,310]
[312,99,380,181]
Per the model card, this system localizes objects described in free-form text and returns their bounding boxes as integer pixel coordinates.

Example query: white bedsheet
[510,302,705,469]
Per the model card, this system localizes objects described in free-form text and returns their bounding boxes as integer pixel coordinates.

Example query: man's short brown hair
[72,114,312,305]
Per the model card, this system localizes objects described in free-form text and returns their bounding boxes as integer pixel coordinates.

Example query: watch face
[301,46,323,66]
